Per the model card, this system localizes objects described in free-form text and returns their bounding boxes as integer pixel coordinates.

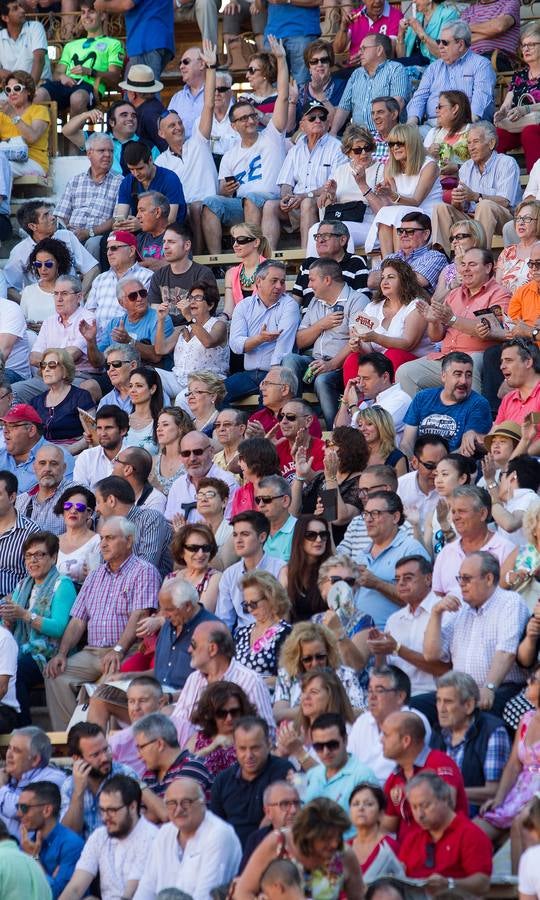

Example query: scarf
[13,565,65,672]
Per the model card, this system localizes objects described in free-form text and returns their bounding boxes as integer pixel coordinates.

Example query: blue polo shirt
[304,754,378,836]
[264,514,297,562]
[40,821,84,898]
[97,307,174,369]
[357,531,431,628]
[0,436,74,493]
[154,604,219,690]
[118,165,186,223]
[125,0,174,57]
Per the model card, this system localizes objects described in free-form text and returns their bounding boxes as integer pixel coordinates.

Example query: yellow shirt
[0,104,50,173]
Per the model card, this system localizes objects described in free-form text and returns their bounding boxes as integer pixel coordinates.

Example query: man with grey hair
[430,121,522,254]
[247,366,323,441]
[239,780,301,871]
[134,713,212,813]
[54,132,123,258]
[292,219,368,307]
[44,515,161,730]
[136,191,170,269]
[258,475,296,562]
[421,550,529,720]
[0,727,67,838]
[98,343,140,412]
[15,443,69,533]
[193,70,239,160]
[407,21,496,131]
[430,670,510,815]
[212,409,246,479]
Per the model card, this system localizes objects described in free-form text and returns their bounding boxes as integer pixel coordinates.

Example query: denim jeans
[282,352,343,428]
[223,368,267,405]
[129,49,173,80]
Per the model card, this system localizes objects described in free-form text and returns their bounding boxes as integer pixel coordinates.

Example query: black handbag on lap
[323,200,366,223]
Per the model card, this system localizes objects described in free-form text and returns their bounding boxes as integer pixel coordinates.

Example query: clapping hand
[79,319,97,343]
[295,444,314,480]
[111,321,131,344]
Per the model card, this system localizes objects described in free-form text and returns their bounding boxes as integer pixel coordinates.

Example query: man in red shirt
[274,400,325,483]
[495,338,540,454]
[246,366,322,441]
[398,771,492,896]
[381,711,468,840]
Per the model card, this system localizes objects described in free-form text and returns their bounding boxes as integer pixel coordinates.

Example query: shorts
[40,78,95,111]
[202,190,278,225]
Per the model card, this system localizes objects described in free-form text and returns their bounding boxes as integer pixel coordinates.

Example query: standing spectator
[334,0,403,66]
[263,1,321,85]
[94,0,174,82]
[0,0,50,84]
[168,48,205,139]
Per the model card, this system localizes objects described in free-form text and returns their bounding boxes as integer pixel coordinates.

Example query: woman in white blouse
[21,238,73,332]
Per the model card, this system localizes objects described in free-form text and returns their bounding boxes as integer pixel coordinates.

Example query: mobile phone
[334,304,344,314]
[527,412,540,424]
[225,176,236,183]
[320,488,338,522]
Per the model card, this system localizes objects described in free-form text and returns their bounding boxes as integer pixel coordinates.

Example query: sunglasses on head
[34,260,55,268]
[184,543,212,553]
[180,447,208,458]
[233,235,256,245]
[5,83,25,94]
[304,530,329,542]
[124,288,148,301]
[310,56,330,65]
[215,85,230,93]
[312,739,341,753]
[64,501,88,512]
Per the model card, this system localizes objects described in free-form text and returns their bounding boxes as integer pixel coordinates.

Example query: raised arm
[268,36,290,134]
[197,41,218,141]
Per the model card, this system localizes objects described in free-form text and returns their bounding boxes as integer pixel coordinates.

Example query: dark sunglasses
[329,575,356,586]
[417,458,438,471]
[304,530,329,542]
[255,494,285,505]
[233,235,256,245]
[241,598,263,612]
[301,652,328,665]
[158,109,174,121]
[107,360,127,369]
[312,739,341,752]
[34,260,55,268]
[124,288,148,301]
[215,85,230,93]
[388,141,405,149]
[64,501,88,512]
[246,66,262,74]
[436,38,451,46]
[396,227,425,235]
[180,57,195,65]
[306,113,328,122]
[16,802,46,813]
[528,259,540,269]
[180,448,207,457]
[350,146,372,155]
[39,360,59,370]
[450,233,470,241]
[277,411,303,422]
[215,706,242,719]
[310,56,330,65]
[184,543,212,553]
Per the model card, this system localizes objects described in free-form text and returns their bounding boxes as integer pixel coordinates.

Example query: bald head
[189,620,234,673]
[34,444,66,487]
[387,711,426,743]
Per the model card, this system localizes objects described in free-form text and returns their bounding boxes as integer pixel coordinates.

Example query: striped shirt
[171,657,275,737]
[0,512,40,597]
[339,61,410,132]
[407,49,496,124]
[293,252,369,306]
[15,478,71,536]
[142,750,213,798]
[71,553,160,647]
[461,0,520,62]
[125,505,173,577]
[277,133,347,194]
[85,263,153,340]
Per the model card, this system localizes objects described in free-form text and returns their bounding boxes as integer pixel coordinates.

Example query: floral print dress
[234,620,291,677]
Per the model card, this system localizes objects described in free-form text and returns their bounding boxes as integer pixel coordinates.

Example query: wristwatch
[447,878,455,892]
[307,191,314,199]
[12,115,21,124]
[448,314,457,326]
[532,328,539,340]
[113,644,125,656]
[88,226,95,238]
[29,612,38,624]
[485,682,496,692]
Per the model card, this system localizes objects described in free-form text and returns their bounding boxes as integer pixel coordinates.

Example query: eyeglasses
[255,494,285,505]
[528,259,540,269]
[233,112,259,124]
[396,227,425,235]
[215,706,242,720]
[2,423,29,432]
[417,458,438,471]
[186,390,211,398]
[180,57,195,65]
[363,509,391,520]
[5,83,25,94]
[301,652,328,665]
[34,260,55,268]
[215,85,230,93]
[180,447,208,457]
[112,455,130,467]
[184,543,212,553]
[165,797,202,811]
[107,360,128,369]
[107,244,129,251]
[388,141,406,149]
[328,575,356,586]
[358,484,388,497]
[367,686,398,695]
[39,360,60,370]
[260,380,283,388]
[99,803,127,816]
[16,802,46,813]
[24,551,48,561]
[304,530,329,542]
[266,799,301,810]
[241,598,264,612]
[314,232,340,242]
[350,146,372,155]
[456,574,482,585]
[277,412,304,422]
[136,737,158,752]
[306,113,328,122]
[450,233,471,241]
[0,391,11,401]
[124,288,148,301]
[64,501,88,512]
[516,216,537,224]
[233,235,256,245]
[246,66,262,74]
[312,739,341,753]
[197,490,219,500]
[53,290,77,298]
[522,42,540,50]
[310,56,330,65]
[435,104,451,110]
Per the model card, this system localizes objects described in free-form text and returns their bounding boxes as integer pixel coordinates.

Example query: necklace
[239,264,257,288]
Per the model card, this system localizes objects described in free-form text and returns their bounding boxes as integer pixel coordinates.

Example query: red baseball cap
[108,230,138,249]
[1,403,43,426]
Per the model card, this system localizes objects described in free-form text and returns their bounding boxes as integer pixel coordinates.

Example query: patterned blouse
[510,68,540,106]
[193,732,237,776]
[234,620,291,677]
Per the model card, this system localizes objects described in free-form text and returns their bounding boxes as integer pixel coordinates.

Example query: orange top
[428,278,511,359]
[508,279,540,332]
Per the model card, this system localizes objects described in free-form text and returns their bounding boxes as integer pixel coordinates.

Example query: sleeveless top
[230,255,267,304]
[275,829,346,900]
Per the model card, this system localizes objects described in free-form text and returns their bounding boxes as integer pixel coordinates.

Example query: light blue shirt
[215,552,287,631]
[304,754,378,837]
[168,83,205,139]
[0,436,74,494]
[356,530,431,629]
[407,48,496,123]
[264,515,297,562]
[338,61,410,132]
[458,150,522,210]
[97,387,133,413]
[230,292,301,372]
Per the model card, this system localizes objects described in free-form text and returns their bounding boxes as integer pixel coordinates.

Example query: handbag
[323,200,366,223]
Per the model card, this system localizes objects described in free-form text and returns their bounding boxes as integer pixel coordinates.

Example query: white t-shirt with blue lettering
[218,120,286,199]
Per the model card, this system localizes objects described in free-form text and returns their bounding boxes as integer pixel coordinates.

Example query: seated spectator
[124,366,163,455]
[223,223,271,320]
[517,795,540,899]
[413,452,476,553]
[291,40,347,132]
[240,51,277,117]
[225,260,301,404]
[1,298,30,384]
[169,524,221,612]
[401,351,492,456]
[107,677,169,776]
[0,614,18,734]
[334,0,403,66]
[292,426,367,544]
[4,201,97,296]
[331,34,409,137]
[501,500,540,613]
[147,223,217,311]
[495,201,540,294]
[351,407,408,477]
[53,487,100,582]
[337,352,411,439]
[0,727,66,838]
[364,124,443,257]
[484,454,540,547]
[171,620,275,735]
[165,430,238,523]
[348,782,402,881]
[30,349,95,456]
[398,771,492,895]
[134,776,242,900]
[275,399,325,484]
[398,249,512,398]
[494,339,540,454]
[118,65,166,154]
[3,530,76,726]
[59,774,157,900]
[61,100,159,175]
[111,446,165,512]
[254,475,296,563]
[235,797,364,900]
[210,715,293,848]
[307,126,386,258]
[215,511,286,630]
[234,571,291,686]
[0,1,50,85]
[187,681,256,777]
[422,551,528,718]
[212,411,246,482]
[44,516,160,730]
[17,779,83,898]
[53,133,123,260]
[423,90,472,199]
[407,22,496,129]
[114,140,186,229]
[15,443,69,533]
[430,486,515,600]
[20,239,74,331]
[0,818,53,897]
[431,671,511,815]
[0,137,11,242]
[239,781,301,871]
[396,0,460,65]
[246,367,322,440]
[263,100,346,251]
[151,407,192,495]
[314,555,374,672]
[367,556,450,698]
[0,408,74,492]
[167,47,206,139]
[371,212,447,296]
[461,0,520,70]
[34,0,123,115]
[294,219,369,308]
[284,515,330,622]
[72,405,129,490]
[274,621,366,724]
[191,478,234,557]
[0,469,40,599]
[227,436,280,518]
[135,191,169,270]
[155,290,229,407]
[134,712,212,813]
[432,219,487,302]
[431,122,522,256]
[494,22,540,173]
[479,421,521,489]
[0,71,49,178]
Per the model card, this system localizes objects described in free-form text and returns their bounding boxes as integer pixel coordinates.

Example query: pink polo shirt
[496,378,540,441]
[348,2,403,59]
[428,278,511,359]
[433,530,515,597]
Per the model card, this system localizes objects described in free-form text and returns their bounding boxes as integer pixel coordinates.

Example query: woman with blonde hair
[501,499,540,613]
[234,571,292,687]
[496,200,540,293]
[223,223,272,317]
[181,371,226,437]
[150,406,193,495]
[365,123,442,256]
[355,406,408,476]
[30,348,95,454]
[432,219,486,302]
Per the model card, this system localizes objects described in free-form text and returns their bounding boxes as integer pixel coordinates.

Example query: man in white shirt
[0,297,31,381]
[133,777,241,900]
[58,774,158,900]
[165,431,238,523]
[215,510,287,631]
[337,351,411,438]
[73,406,129,490]
[366,554,451,697]
[0,0,50,83]
[167,48,206,139]
[398,435,448,523]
